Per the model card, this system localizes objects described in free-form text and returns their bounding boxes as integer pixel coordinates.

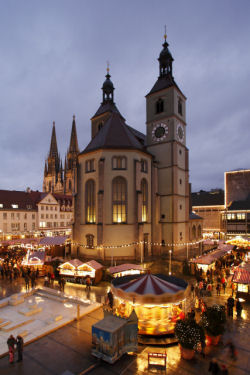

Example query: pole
[169,250,172,275]
[186,243,189,260]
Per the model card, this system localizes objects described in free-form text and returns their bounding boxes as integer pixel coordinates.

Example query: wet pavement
[0,275,250,374]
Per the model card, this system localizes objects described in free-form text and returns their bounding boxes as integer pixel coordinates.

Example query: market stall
[190,245,233,274]
[232,262,250,301]
[59,259,103,284]
[108,264,145,278]
[111,272,192,336]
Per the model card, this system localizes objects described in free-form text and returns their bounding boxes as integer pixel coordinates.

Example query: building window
[237,213,246,220]
[85,180,96,223]
[46,206,48,210]
[46,214,49,219]
[192,225,196,240]
[86,234,94,249]
[0,203,3,208]
[179,179,182,185]
[180,204,182,210]
[50,214,53,219]
[178,98,183,115]
[11,213,14,219]
[41,214,44,219]
[180,232,183,241]
[17,213,20,220]
[12,204,18,209]
[98,122,103,131]
[24,223,27,230]
[179,149,182,155]
[141,159,148,173]
[32,223,35,230]
[112,176,127,223]
[112,156,127,170]
[24,213,27,219]
[3,213,7,220]
[68,180,72,191]
[55,214,57,219]
[198,225,202,237]
[40,222,46,228]
[41,206,44,210]
[141,179,148,222]
[85,159,95,173]
[155,98,164,114]
[32,214,35,219]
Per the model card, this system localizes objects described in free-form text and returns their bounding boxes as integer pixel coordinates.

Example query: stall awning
[84,260,103,270]
[59,258,83,269]
[108,264,143,275]
[232,263,250,284]
[190,247,232,265]
[0,238,40,246]
[39,236,69,246]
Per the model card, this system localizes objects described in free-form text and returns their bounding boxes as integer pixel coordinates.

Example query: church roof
[192,190,224,206]
[91,101,123,119]
[81,112,147,155]
[146,75,184,97]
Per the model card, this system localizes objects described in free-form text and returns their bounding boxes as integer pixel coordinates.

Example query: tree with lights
[175,317,205,359]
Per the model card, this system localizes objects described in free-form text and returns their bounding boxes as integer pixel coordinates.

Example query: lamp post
[186,243,189,260]
[169,249,172,275]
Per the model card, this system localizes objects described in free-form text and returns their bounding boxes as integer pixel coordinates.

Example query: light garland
[70,239,204,250]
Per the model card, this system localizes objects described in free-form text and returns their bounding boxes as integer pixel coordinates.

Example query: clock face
[176,123,184,142]
[152,123,168,142]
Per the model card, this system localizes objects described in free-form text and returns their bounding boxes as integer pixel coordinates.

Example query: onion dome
[102,63,114,104]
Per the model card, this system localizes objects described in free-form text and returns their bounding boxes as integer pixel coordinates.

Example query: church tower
[146,32,190,254]
[43,122,64,193]
[64,115,79,194]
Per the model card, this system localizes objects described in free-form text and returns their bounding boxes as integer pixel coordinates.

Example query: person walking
[220,364,229,375]
[86,276,91,292]
[208,358,220,375]
[24,274,30,291]
[7,335,16,364]
[216,283,221,296]
[107,290,114,310]
[226,340,237,360]
[16,335,24,362]
[236,299,243,318]
[227,296,234,318]
[61,278,65,292]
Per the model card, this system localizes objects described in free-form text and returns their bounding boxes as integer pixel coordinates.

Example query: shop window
[112,177,127,223]
[86,234,94,249]
[112,156,127,170]
[85,180,96,223]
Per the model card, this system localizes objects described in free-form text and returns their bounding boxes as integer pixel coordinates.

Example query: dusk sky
[0,0,250,193]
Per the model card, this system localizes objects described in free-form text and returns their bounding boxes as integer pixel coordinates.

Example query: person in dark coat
[107,290,113,309]
[208,358,220,375]
[16,335,24,362]
[236,299,243,318]
[227,296,234,317]
[221,364,229,375]
[7,335,16,364]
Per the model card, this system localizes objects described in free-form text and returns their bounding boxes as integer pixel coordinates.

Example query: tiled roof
[108,263,143,274]
[0,190,43,210]
[91,102,123,119]
[189,212,203,220]
[228,197,250,210]
[81,112,147,154]
[146,75,184,97]
[192,190,224,206]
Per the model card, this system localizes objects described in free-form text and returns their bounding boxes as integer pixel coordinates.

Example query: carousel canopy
[111,273,189,304]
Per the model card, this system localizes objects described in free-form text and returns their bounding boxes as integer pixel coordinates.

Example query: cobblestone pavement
[0,275,250,374]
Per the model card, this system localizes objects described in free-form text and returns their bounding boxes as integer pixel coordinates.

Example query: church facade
[70,36,202,261]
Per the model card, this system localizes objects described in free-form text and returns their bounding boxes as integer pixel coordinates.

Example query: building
[0,189,73,239]
[223,170,250,237]
[43,116,79,195]
[192,189,224,238]
[72,35,200,261]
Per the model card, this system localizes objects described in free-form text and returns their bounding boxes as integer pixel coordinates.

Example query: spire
[44,161,48,176]
[158,27,174,78]
[49,121,59,159]
[102,62,114,104]
[69,115,79,154]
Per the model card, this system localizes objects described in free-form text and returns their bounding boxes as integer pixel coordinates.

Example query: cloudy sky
[0,0,250,193]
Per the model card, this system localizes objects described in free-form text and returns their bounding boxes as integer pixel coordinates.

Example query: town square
[0,1,250,374]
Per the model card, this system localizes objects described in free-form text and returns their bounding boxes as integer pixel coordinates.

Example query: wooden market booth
[232,262,250,301]
[108,264,145,278]
[59,259,103,284]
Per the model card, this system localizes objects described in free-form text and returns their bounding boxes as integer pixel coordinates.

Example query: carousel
[111,272,193,336]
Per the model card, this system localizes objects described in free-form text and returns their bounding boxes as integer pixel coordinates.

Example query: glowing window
[112,177,127,223]
[141,179,148,222]
[85,180,96,223]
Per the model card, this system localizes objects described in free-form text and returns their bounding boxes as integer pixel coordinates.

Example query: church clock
[152,123,168,142]
[176,123,184,143]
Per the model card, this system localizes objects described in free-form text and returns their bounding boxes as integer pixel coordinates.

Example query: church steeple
[49,121,59,159]
[69,115,79,154]
[158,29,174,78]
[102,63,114,104]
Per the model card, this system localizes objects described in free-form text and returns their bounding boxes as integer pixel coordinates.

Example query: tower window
[179,179,182,185]
[180,232,183,240]
[98,122,103,131]
[85,179,96,223]
[112,176,127,223]
[68,180,72,191]
[180,204,182,210]
[179,149,182,155]
[178,98,183,116]
[86,159,95,173]
[112,156,127,170]
[155,98,164,114]
[86,234,94,249]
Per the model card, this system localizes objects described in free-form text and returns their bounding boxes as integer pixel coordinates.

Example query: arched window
[86,234,94,249]
[155,98,164,114]
[178,98,183,115]
[198,225,202,238]
[112,177,127,223]
[192,225,196,240]
[85,180,95,223]
[68,180,72,191]
[112,156,127,170]
[141,179,148,222]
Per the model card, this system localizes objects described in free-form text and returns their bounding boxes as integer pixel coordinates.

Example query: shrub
[200,304,226,337]
[175,317,205,350]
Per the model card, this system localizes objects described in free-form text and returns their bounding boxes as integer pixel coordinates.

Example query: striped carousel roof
[117,273,183,295]
[111,273,189,304]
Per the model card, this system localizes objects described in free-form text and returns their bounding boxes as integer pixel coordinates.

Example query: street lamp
[169,249,172,275]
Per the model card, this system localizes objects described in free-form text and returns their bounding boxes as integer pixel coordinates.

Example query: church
[43,35,202,261]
